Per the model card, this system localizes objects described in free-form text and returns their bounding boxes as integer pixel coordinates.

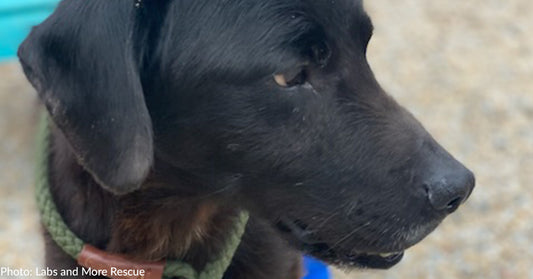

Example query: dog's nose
[424,166,475,214]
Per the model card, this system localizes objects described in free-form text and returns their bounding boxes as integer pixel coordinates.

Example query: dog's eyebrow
[353,0,374,33]
[362,14,374,33]
[364,16,374,31]
[354,13,374,44]
[258,15,323,62]
[277,14,319,44]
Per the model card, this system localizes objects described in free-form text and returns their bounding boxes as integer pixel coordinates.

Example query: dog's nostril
[424,168,474,214]
[445,196,463,211]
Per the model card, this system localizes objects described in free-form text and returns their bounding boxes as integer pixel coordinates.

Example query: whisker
[329,221,371,251]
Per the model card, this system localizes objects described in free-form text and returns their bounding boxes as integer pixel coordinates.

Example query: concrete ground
[0,0,532,278]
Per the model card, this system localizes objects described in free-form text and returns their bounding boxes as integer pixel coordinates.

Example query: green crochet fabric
[35,112,249,279]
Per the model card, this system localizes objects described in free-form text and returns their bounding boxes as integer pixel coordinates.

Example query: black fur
[19,0,475,278]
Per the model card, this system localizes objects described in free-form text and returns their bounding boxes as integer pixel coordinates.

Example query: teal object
[0,0,59,61]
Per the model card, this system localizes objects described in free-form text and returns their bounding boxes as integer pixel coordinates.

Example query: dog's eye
[274,68,307,88]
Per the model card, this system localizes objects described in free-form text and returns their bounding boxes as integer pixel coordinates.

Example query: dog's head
[19,0,474,269]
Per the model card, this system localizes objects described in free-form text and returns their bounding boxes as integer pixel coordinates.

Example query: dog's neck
[106,188,240,269]
[47,126,239,270]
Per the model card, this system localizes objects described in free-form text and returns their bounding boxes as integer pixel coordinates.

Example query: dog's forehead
[306,0,367,20]
[165,0,368,39]
[159,0,370,78]
[304,0,371,38]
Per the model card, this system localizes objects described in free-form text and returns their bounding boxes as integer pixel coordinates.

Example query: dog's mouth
[276,217,404,269]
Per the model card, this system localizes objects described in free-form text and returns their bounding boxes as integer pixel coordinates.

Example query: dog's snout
[424,167,475,214]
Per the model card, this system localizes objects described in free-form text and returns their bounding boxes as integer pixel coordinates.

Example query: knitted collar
[35,113,249,279]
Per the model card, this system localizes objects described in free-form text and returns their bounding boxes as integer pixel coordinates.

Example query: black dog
[18,0,475,278]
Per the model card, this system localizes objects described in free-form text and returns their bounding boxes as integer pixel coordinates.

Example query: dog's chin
[302,242,404,269]
[275,217,439,269]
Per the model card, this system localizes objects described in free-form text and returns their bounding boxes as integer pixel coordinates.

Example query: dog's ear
[18,2,153,195]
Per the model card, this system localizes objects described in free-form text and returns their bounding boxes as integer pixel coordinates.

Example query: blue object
[0,0,59,61]
[303,256,331,279]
